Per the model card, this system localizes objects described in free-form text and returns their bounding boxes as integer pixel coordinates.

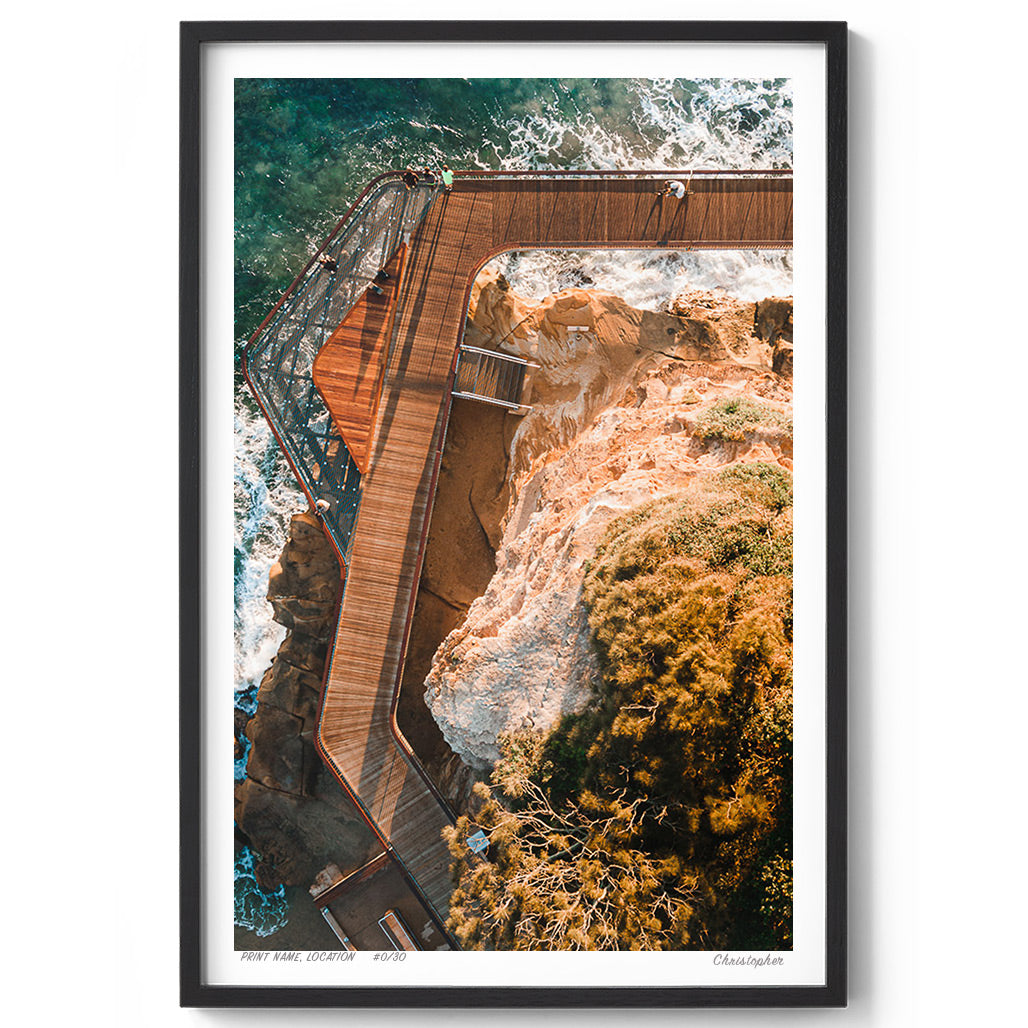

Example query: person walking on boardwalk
[441,164,454,193]
[401,167,419,190]
[656,178,687,199]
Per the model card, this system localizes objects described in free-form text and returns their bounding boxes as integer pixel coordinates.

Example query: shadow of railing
[242,175,437,565]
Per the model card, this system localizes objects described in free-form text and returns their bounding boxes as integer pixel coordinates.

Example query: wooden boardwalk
[312,249,406,473]
[314,172,793,938]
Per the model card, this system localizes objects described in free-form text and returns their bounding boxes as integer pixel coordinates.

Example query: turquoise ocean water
[233,78,793,939]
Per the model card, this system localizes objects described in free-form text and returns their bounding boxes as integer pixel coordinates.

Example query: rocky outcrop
[424,274,793,768]
[754,296,794,378]
[234,511,379,890]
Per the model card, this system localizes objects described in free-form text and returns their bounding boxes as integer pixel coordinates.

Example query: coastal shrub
[445,468,793,951]
[585,470,792,581]
[693,397,792,441]
[719,461,792,513]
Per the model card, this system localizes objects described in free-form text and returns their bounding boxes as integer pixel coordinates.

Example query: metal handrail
[242,168,788,356]
[453,167,791,179]
[241,174,439,564]
[243,171,405,354]
[457,344,530,365]
[245,177,435,364]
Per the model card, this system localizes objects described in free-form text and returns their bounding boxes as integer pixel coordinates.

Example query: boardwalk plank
[312,250,406,472]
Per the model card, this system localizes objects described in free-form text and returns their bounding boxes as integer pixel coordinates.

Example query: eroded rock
[424,276,793,768]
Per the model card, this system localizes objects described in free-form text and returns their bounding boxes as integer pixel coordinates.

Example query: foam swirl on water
[234,845,289,937]
[234,393,301,697]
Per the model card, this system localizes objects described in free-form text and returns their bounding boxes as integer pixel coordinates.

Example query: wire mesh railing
[242,175,438,563]
[243,169,789,561]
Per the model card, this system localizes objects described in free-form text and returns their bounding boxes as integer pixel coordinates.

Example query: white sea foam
[484,78,793,174]
[233,394,302,695]
[634,78,794,170]
[491,248,793,311]
[483,78,793,311]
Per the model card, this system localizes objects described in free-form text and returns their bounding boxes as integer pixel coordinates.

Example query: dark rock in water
[266,512,341,636]
[235,511,379,890]
[235,776,375,890]
[244,705,306,794]
[253,652,323,728]
[234,705,251,762]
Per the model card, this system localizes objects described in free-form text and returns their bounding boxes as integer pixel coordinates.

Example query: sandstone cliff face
[425,273,793,769]
[234,511,379,890]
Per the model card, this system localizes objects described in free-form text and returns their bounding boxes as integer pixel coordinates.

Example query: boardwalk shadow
[370,210,450,467]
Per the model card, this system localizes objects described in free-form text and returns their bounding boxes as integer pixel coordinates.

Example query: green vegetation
[445,464,793,950]
[693,397,792,441]
[718,461,793,513]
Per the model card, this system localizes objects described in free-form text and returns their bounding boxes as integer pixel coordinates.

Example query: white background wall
[4,1,1022,1025]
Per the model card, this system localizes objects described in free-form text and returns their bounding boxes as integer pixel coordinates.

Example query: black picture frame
[181,19,847,1008]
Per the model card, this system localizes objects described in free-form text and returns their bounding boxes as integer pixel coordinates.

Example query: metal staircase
[451,345,534,413]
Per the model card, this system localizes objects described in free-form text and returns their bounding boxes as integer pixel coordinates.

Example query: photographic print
[182,23,846,1006]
